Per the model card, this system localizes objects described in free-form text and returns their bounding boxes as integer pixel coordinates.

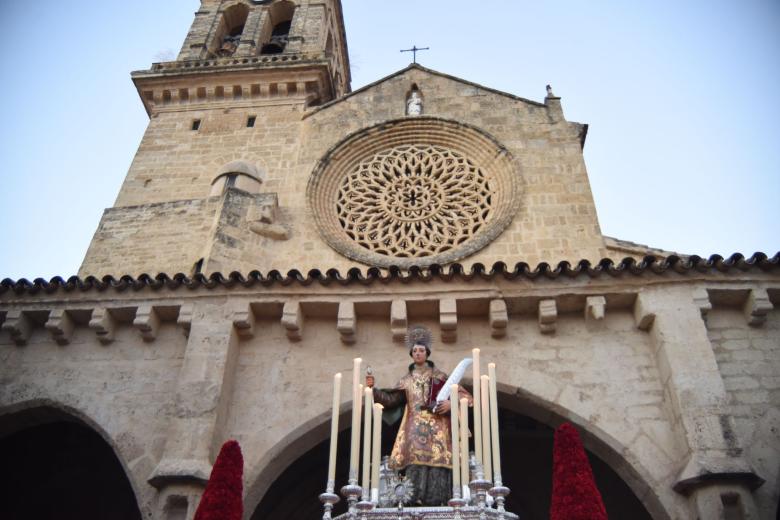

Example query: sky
[0,0,778,280]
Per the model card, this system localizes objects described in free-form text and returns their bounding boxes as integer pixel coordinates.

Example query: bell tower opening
[210,3,250,58]
[260,1,296,55]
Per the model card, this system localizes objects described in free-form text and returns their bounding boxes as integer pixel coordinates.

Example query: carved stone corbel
[134,305,161,342]
[2,310,32,346]
[282,301,303,341]
[390,300,407,343]
[45,309,75,346]
[538,299,557,334]
[337,301,356,345]
[744,288,772,327]
[89,308,117,344]
[585,296,606,322]
[489,299,508,338]
[232,304,256,340]
[440,298,457,343]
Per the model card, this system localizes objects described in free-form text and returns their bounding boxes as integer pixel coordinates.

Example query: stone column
[149,301,241,518]
[237,8,264,56]
[636,287,763,517]
[177,8,217,61]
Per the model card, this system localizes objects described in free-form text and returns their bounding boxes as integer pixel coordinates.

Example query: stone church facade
[1,1,778,519]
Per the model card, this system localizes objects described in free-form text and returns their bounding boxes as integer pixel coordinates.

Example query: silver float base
[334,506,519,519]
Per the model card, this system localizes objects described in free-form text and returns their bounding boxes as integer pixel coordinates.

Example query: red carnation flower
[194,440,244,520]
[550,423,608,520]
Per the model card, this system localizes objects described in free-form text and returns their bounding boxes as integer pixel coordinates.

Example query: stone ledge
[148,458,211,489]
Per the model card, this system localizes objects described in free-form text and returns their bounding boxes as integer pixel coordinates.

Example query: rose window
[307,117,521,268]
[336,145,493,258]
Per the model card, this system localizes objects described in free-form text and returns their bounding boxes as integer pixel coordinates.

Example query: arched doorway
[249,397,655,519]
[0,405,141,520]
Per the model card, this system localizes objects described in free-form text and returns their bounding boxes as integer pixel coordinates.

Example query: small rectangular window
[247,116,256,128]
[191,119,201,131]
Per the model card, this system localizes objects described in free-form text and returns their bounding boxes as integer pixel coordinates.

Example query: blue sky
[1,1,778,280]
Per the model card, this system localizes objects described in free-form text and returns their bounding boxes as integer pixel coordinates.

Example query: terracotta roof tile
[1,253,778,296]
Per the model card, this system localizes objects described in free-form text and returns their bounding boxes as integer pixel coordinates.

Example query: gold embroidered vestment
[374,366,471,470]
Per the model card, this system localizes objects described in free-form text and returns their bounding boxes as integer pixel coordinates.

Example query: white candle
[472,348,482,466]
[371,403,383,503]
[327,373,342,490]
[480,374,492,482]
[349,358,362,482]
[488,363,502,483]
[450,384,461,498]
[460,397,470,498]
[362,386,373,498]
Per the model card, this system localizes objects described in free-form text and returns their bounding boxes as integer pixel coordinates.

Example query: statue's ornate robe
[374,364,472,505]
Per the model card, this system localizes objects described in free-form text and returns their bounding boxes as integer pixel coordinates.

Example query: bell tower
[133,0,350,117]
[80,0,351,276]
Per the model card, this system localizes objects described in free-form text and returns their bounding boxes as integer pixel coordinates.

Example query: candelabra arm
[490,476,511,518]
[319,490,340,520]
[341,480,363,519]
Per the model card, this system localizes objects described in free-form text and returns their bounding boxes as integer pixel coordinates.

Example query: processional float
[320,350,518,520]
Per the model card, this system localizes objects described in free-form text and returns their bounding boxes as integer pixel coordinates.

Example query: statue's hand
[366,375,375,389]
[434,400,451,415]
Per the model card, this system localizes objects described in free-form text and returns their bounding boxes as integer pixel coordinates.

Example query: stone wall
[80,198,218,277]
[707,305,780,519]
[2,276,777,519]
[82,67,608,277]
[0,317,188,518]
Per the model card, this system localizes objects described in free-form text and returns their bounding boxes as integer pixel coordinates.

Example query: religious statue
[406,90,423,116]
[366,325,472,506]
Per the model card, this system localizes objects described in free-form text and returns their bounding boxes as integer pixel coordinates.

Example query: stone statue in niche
[407,90,423,116]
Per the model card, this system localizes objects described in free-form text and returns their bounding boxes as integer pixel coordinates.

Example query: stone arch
[0,398,143,518]
[243,382,671,519]
[210,2,251,58]
[209,160,265,196]
[260,0,296,55]
[244,404,353,517]
[492,380,671,520]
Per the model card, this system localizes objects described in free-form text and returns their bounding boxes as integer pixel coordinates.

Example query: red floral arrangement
[550,423,608,520]
[194,440,244,520]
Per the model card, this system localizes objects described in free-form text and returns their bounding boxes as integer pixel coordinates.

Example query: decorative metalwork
[332,506,518,519]
[330,457,517,519]
[320,490,340,520]
[405,325,433,351]
[336,145,494,259]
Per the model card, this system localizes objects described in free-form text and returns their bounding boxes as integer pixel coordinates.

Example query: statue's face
[411,344,428,364]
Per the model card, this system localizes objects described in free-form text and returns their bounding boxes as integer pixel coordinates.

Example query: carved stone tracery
[307,117,522,268]
[336,145,494,259]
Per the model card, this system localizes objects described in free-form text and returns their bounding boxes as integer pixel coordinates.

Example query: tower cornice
[132,53,335,116]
